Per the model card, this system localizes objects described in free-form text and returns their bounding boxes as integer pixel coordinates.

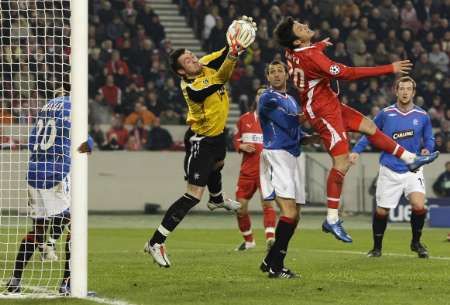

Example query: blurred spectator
[146,91,164,117]
[400,1,420,32]
[149,15,165,46]
[434,132,446,153]
[99,75,122,110]
[105,115,128,150]
[433,161,450,197]
[105,50,130,79]
[428,43,449,73]
[146,118,173,150]
[127,118,148,151]
[124,101,157,129]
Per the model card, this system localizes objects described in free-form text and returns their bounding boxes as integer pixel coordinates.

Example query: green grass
[1,215,450,305]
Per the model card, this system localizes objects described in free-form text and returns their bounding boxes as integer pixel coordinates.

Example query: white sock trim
[400,150,416,164]
[265,227,275,234]
[241,229,253,236]
[327,208,339,224]
[210,191,222,197]
[158,225,171,237]
[393,144,399,156]
[327,197,340,202]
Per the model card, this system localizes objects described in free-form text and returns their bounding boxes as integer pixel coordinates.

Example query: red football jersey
[285,42,394,119]
[233,112,263,178]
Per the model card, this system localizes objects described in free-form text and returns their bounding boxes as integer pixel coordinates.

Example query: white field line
[86,295,138,305]
[308,249,450,260]
[1,284,138,305]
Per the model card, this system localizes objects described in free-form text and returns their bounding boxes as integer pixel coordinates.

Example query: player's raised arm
[311,50,412,81]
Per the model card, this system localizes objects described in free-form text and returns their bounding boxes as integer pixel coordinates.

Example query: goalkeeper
[145,17,257,268]
[6,88,93,295]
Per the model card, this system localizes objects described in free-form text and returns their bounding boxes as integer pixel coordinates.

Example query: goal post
[0,0,88,298]
[70,0,88,298]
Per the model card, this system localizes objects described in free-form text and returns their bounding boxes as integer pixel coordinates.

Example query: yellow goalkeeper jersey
[180,47,237,137]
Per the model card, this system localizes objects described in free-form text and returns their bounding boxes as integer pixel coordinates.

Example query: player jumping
[350,76,435,258]
[273,17,439,243]
[233,86,276,251]
[145,17,257,267]
[6,92,93,295]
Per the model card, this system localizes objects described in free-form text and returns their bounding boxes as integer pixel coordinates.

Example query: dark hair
[395,76,416,91]
[265,60,289,75]
[273,17,297,49]
[169,48,186,76]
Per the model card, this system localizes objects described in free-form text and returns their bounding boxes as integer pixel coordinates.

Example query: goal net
[0,0,72,296]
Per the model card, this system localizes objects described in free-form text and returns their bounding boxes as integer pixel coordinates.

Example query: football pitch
[2,214,450,305]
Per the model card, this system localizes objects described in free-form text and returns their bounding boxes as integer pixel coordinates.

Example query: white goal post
[0,0,88,298]
[70,0,88,298]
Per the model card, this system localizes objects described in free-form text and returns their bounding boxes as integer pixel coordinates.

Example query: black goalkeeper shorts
[183,128,226,187]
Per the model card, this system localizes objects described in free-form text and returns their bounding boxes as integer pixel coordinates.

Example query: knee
[282,205,298,219]
[376,207,390,216]
[361,118,377,135]
[262,201,274,209]
[334,157,351,174]
[237,201,249,216]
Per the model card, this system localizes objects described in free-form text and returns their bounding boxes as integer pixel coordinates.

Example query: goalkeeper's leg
[7,218,48,292]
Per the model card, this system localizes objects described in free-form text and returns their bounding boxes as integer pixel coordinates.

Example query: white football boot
[144,241,171,268]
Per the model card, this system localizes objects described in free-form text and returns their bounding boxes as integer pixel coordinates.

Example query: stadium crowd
[0,0,448,153]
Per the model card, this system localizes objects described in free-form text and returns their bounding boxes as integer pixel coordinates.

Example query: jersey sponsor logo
[241,133,263,144]
[392,129,414,140]
[329,64,340,75]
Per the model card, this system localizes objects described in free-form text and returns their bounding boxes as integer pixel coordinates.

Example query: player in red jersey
[233,87,276,251]
[273,17,439,242]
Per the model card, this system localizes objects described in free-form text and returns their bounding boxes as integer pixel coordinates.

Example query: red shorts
[236,175,260,200]
[306,103,364,156]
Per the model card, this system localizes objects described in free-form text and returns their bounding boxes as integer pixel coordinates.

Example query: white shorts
[28,176,71,219]
[376,165,425,209]
[260,149,305,205]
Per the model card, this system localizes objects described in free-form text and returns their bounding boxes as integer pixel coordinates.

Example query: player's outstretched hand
[349,153,359,165]
[320,37,333,46]
[228,29,242,56]
[239,143,256,153]
[392,60,413,74]
[78,141,92,154]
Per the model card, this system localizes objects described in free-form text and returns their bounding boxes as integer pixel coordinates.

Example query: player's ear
[292,38,302,47]
[177,68,186,77]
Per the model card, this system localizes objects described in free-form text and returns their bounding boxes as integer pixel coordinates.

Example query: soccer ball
[226,20,256,48]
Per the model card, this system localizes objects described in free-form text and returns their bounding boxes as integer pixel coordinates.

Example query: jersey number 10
[33,118,57,151]
[288,62,305,92]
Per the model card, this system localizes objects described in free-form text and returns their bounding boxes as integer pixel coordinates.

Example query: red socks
[327,168,346,209]
[263,205,276,239]
[367,129,405,158]
[237,213,253,242]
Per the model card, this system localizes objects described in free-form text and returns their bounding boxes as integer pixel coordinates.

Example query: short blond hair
[395,76,416,91]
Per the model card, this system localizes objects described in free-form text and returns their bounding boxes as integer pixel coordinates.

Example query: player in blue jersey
[258,60,319,278]
[6,92,93,295]
[350,76,437,258]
